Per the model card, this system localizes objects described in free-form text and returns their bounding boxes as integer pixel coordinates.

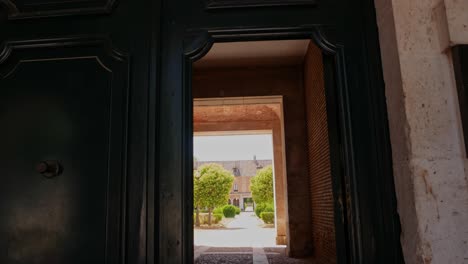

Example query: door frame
[182,26,355,263]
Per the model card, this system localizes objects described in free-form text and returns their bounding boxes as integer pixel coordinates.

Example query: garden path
[194,212,314,263]
[194,212,276,247]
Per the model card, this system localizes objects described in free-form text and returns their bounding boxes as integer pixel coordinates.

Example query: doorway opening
[193,97,289,258]
[191,39,345,263]
[193,132,283,251]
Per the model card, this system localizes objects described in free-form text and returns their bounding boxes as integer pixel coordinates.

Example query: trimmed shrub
[260,212,275,224]
[213,213,223,223]
[264,203,274,212]
[196,213,222,225]
[255,203,266,217]
[255,203,274,217]
[235,207,241,215]
[222,205,237,218]
[213,207,224,215]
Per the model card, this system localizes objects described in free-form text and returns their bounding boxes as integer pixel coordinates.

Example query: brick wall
[303,42,337,263]
[193,66,314,256]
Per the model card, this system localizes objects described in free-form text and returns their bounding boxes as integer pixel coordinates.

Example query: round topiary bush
[260,212,275,224]
[222,205,237,218]
[235,206,241,215]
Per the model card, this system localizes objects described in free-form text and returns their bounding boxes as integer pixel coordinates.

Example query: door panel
[0,38,128,263]
[1,0,116,19]
[0,0,154,260]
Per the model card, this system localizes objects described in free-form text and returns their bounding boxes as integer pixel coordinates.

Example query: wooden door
[158,0,404,263]
[0,0,405,263]
[0,1,154,263]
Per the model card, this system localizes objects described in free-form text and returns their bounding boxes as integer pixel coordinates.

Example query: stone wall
[374,0,468,262]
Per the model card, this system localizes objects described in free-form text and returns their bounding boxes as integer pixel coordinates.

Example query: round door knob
[36,160,62,178]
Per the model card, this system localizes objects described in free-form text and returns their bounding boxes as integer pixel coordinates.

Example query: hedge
[260,212,275,224]
[235,207,241,215]
[193,213,222,225]
[255,203,274,217]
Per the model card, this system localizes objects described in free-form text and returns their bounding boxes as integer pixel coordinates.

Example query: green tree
[250,166,274,205]
[193,169,202,227]
[196,163,234,225]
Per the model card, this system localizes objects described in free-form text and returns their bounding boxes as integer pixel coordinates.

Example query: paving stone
[195,254,253,264]
[266,254,315,264]
[206,247,253,253]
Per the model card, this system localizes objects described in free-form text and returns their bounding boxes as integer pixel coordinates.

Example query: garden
[193,163,275,228]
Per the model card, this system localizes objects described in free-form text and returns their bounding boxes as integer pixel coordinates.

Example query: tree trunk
[208,207,212,226]
[195,206,200,227]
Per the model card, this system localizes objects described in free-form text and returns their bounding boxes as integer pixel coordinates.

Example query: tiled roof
[195,159,272,177]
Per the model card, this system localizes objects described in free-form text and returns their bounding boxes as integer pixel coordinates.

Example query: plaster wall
[444,0,468,44]
[374,0,468,262]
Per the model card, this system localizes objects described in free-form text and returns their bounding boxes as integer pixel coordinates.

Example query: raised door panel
[0,0,116,19]
[204,0,316,9]
[0,37,128,263]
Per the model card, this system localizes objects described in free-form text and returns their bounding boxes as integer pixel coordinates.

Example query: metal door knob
[36,160,63,178]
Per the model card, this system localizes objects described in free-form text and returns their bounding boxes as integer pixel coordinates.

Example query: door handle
[36,160,63,178]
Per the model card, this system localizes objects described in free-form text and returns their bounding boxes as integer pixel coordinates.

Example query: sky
[194,134,273,161]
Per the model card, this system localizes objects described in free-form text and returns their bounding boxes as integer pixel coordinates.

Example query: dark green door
[158,0,403,263]
[0,1,154,263]
[0,0,403,263]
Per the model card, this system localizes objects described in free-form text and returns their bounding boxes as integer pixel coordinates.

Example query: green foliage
[250,166,274,205]
[222,205,237,218]
[193,163,234,225]
[194,213,223,225]
[260,212,275,224]
[213,207,224,215]
[264,203,274,212]
[255,203,274,217]
[235,207,241,215]
[255,203,265,217]
[213,213,223,223]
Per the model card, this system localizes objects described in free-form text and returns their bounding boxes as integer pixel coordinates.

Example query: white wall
[374,0,468,263]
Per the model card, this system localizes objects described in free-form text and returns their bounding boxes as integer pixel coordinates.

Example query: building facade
[195,158,272,210]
